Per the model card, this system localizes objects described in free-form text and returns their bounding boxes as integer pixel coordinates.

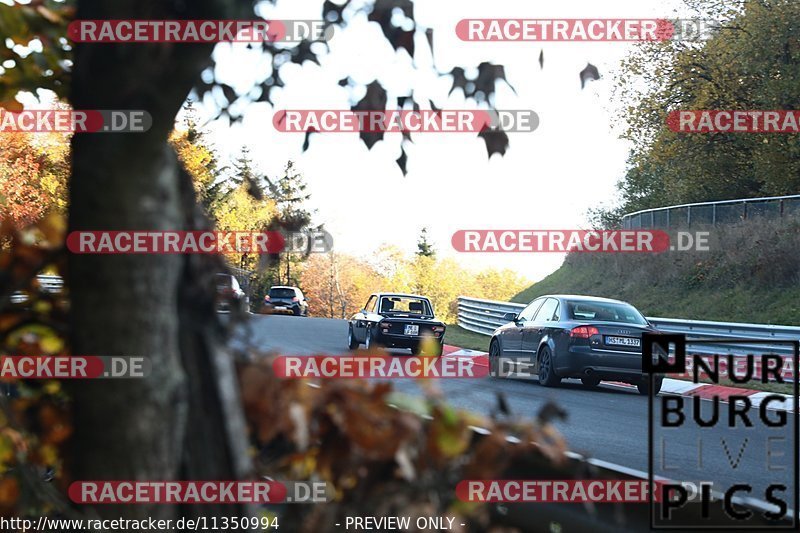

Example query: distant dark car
[347,293,446,355]
[264,286,308,316]
[216,274,249,314]
[489,295,662,394]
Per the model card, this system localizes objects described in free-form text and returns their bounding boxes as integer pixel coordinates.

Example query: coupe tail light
[264,295,270,302]
[292,296,299,302]
[432,326,445,333]
[570,326,599,338]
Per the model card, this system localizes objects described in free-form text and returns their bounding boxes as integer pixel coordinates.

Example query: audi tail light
[570,326,599,338]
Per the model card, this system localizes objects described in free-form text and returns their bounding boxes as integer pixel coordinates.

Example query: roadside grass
[444,324,491,352]
[516,274,800,327]
[507,222,800,395]
[512,221,800,326]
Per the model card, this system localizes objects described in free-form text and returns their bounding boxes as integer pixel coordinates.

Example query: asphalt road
[234,314,796,506]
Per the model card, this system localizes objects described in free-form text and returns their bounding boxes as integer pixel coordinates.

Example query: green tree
[265,160,315,285]
[213,148,275,270]
[601,0,800,224]
[416,227,435,258]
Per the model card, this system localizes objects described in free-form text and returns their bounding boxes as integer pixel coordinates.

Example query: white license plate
[404,325,419,336]
[274,306,287,310]
[606,336,640,347]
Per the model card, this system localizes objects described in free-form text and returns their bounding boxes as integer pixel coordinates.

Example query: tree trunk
[67,0,253,520]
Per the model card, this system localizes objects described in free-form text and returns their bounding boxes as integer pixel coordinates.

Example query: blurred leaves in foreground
[0,213,72,518]
[239,352,569,532]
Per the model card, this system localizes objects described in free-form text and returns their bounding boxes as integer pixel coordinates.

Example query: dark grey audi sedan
[489,295,662,394]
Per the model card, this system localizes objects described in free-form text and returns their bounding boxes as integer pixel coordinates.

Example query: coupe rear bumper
[374,331,444,350]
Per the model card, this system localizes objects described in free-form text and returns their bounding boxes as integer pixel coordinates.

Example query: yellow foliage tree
[213,183,276,269]
[170,115,276,270]
[300,248,529,322]
[0,131,69,229]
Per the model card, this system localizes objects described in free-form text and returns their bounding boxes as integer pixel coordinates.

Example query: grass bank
[512,220,800,325]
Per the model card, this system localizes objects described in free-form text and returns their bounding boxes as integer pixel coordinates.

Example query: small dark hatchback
[264,286,309,316]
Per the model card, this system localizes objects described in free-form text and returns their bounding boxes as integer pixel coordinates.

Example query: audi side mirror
[503,312,518,322]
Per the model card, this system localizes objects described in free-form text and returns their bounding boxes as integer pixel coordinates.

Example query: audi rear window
[567,301,648,325]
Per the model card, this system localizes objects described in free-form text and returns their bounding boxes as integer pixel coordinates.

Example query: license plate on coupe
[605,336,640,347]
[404,325,419,336]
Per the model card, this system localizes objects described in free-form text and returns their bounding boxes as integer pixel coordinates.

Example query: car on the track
[263,286,309,316]
[347,293,446,355]
[215,273,249,314]
[489,295,662,394]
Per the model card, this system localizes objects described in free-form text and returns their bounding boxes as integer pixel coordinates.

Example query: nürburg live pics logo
[644,333,799,529]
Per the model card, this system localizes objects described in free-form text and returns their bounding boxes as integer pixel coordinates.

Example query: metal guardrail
[457,296,800,356]
[457,296,525,336]
[621,193,800,229]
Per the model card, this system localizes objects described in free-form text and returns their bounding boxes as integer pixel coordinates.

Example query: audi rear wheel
[581,376,601,388]
[537,346,561,387]
[489,339,502,377]
[637,377,663,395]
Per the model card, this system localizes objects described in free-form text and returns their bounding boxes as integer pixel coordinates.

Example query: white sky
[195,0,697,281]
[29,0,694,282]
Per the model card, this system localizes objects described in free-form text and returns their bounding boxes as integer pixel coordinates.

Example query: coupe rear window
[567,301,647,325]
[380,297,432,316]
[269,288,296,298]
